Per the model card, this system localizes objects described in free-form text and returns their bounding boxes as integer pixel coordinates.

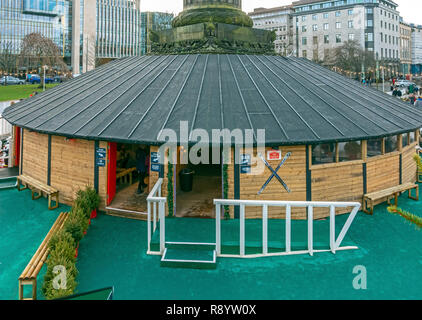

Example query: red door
[107,142,117,205]
[14,126,21,167]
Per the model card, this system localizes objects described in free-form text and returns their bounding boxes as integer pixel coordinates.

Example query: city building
[0,0,73,63]
[399,19,412,76]
[75,0,142,73]
[410,24,422,75]
[291,0,400,76]
[0,0,142,75]
[140,12,174,55]
[248,6,294,56]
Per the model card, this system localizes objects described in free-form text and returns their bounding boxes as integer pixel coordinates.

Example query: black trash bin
[179,168,194,192]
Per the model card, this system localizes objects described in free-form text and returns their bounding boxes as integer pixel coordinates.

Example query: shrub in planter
[84,186,101,211]
[49,229,76,251]
[50,238,76,262]
[75,186,101,219]
[42,251,78,300]
[71,205,90,233]
[64,216,84,244]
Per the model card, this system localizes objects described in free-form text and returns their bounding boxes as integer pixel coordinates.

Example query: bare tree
[331,40,376,78]
[0,41,17,85]
[19,33,69,85]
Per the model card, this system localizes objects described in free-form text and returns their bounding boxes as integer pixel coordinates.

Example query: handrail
[214,199,361,258]
[146,178,166,254]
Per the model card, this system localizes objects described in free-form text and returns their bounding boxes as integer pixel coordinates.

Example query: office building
[249,6,294,56]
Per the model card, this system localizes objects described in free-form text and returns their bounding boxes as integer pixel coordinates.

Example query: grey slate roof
[3,54,422,146]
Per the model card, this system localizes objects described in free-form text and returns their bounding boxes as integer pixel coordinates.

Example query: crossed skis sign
[257,152,292,195]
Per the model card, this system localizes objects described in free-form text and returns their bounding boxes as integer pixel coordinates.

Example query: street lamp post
[43,65,48,92]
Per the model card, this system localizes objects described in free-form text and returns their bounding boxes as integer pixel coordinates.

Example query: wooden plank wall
[50,136,96,205]
[22,130,48,183]
[402,144,417,184]
[311,163,363,218]
[239,146,307,219]
[366,152,400,193]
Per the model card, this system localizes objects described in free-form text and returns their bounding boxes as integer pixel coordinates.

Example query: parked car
[396,80,416,88]
[0,76,25,85]
[27,74,55,84]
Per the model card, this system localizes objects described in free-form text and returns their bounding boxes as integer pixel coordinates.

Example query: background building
[291,0,400,75]
[140,12,173,55]
[0,0,142,75]
[249,6,294,56]
[410,24,422,75]
[0,0,73,61]
[399,19,412,76]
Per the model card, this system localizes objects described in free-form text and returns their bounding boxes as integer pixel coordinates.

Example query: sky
[141,0,421,25]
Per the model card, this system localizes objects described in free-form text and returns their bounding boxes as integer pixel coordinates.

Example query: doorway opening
[175,147,222,218]
[107,143,150,218]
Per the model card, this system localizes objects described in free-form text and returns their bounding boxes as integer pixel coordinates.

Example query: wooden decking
[106,183,148,220]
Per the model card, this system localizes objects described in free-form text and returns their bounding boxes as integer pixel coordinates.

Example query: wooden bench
[17,175,59,210]
[363,183,419,215]
[116,167,136,185]
[19,212,68,300]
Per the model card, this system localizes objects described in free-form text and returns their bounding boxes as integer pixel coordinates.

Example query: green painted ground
[0,188,69,300]
[0,84,59,102]
[1,186,421,300]
[74,189,422,300]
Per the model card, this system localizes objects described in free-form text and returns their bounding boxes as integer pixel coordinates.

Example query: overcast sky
[141,0,421,25]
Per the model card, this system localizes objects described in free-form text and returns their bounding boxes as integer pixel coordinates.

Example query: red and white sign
[267,150,282,161]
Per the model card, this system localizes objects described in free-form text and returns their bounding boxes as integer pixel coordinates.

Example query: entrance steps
[0,176,17,189]
[160,242,217,270]
[105,207,147,221]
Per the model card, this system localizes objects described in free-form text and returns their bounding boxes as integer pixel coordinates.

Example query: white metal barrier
[146,178,166,255]
[213,199,361,258]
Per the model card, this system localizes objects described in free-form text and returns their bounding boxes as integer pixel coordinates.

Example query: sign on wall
[267,150,282,161]
[96,147,106,167]
[240,154,251,174]
[150,152,161,172]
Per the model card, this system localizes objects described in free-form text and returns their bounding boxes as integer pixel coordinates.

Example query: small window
[312,144,336,165]
[367,139,383,157]
[338,141,362,162]
[409,131,416,144]
[385,135,398,153]
[402,133,409,148]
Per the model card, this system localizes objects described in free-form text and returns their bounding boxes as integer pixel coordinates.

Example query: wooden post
[381,138,386,155]
[362,140,367,162]
[32,279,37,300]
[19,280,23,300]
[335,143,339,163]
[398,134,403,153]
